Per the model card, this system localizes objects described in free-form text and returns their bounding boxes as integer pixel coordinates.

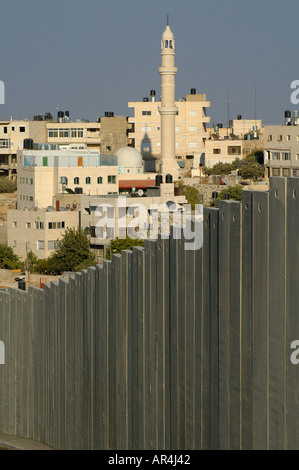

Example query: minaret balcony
[158,107,178,116]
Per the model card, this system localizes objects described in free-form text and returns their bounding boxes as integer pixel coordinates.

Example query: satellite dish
[166,200,177,211]
[137,189,144,197]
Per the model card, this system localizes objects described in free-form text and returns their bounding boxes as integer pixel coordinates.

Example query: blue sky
[1,0,298,125]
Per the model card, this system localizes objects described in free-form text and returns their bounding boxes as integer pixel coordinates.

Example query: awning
[119,179,156,189]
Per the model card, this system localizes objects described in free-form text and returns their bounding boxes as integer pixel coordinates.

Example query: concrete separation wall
[0,177,298,450]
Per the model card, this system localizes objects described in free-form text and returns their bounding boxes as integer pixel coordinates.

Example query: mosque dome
[115,146,143,168]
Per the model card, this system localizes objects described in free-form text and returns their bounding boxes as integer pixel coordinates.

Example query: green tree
[0,177,17,193]
[239,162,264,180]
[0,244,23,270]
[47,228,96,275]
[203,162,234,176]
[218,185,243,202]
[183,185,202,210]
[105,236,145,260]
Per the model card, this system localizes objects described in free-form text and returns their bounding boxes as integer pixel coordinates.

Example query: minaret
[158,18,179,180]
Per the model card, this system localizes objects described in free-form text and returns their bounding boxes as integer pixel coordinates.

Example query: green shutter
[43,157,48,167]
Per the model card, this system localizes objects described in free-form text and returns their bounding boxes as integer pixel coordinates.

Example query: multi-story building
[46,115,130,153]
[128,88,211,171]
[0,120,47,179]
[264,124,299,177]
[17,148,119,209]
[204,136,263,168]
[0,114,131,179]
[7,208,78,259]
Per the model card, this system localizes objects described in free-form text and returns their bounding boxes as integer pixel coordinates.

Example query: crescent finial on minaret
[167,14,169,25]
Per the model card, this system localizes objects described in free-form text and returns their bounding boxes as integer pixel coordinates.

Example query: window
[189,142,197,148]
[35,221,44,229]
[0,139,10,148]
[30,178,33,185]
[287,135,291,141]
[189,126,197,132]
[30,196,33,201]
[165,40,169,48]
[293,169,298,176]
[74,177,80,184]
[85,177,91,184]
[228,146,241,156]
[175,126,179,132]
[272,168,280,176]
[108,175,116,184]
[142,111,152,116]
[48,241,58,250]
[268,135,272,142]
[12,240,17,248]
[97,177,103,184]
[176,142,179,148]
[283,168,290,177]
[43,157,48,167]
[141,126,152,132]
[157,126,160,130]
[213,149,221,155]
[71,128,84,138]
[4,127,7,134]
[59,129,69,138]
[189,111,197,116]
[272,152,280,161]
[12,221,17,228]
[278,135,282,141]
[297,154,299,160]
[48,129,58,138]
[107,227,115,239]
[19,127,25,133]
[37,240,45,250]
[282,152,290,160]
[26,223,31,229]
[106,146,112,152]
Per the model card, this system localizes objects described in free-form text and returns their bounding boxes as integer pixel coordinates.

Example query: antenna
[249,86,261,124]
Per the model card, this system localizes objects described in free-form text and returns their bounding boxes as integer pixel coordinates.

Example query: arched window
[169,40,173,48]
[165,40,169,48]
[97,176,103,184]
[85,177,91,184]
[74,177,79,184]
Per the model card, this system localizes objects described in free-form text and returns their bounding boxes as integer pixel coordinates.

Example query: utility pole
[25,241,30,284]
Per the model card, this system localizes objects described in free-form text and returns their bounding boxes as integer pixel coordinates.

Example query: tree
[47,228,96,275]
[0,177,17,193]
[0,244,23,270]
[203,162,234,176]
[183,185,202,210]
[105,236,145,260]
[218,185,243,202]
[238,162,264,180]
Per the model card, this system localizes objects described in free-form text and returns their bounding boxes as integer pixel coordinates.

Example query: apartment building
[7,208,78,259]
[204,136,263,168]
[0,120,47,179]
[0,114,131,179]
[264,124,299,177]
[128,89,211,171]
[80,182,187,258]
[17,149,119,209]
